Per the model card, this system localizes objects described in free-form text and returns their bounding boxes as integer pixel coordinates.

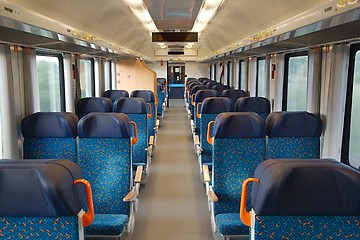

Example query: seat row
[19,111,154,238]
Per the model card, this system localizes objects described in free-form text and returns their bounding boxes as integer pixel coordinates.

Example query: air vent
[168,45,184,49]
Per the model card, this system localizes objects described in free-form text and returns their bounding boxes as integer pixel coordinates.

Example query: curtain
[111,60,117,90]
[73,54,81,106]
[248,57,257,97]
[94,58,105,97]
[23,47,40,115]
[63,53,75,112]
[320,44,350,160]
[0,45,20,158]
[271,53,285,111]
[307,48,322,114]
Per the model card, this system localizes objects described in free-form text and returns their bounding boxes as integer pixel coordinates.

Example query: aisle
[131,99,213,240]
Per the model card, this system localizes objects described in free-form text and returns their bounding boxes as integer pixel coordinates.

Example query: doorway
[167,63,185,99]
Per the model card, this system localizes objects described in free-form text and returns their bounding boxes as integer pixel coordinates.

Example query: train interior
[0,0,360,239]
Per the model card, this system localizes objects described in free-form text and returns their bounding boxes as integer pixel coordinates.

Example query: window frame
[226,60,231,86]
[36,51,65,112]
[80,57,95,97]
[282,51,308,111]
[341,44,360,167]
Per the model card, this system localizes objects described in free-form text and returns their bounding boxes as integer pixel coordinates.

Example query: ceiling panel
[144,0,202,31]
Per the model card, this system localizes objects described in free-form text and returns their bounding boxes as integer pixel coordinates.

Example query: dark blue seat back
[212,112,266,216]
[21,112,78,162]
[235,97,270,120]
[249,159,360,239]
[0,159,85,239]
[194,90,218,131]
[103,90,129,102]
[113,97,148,114]
[221,89,246,105]
[76,97,112,119]
[266,111,323,159]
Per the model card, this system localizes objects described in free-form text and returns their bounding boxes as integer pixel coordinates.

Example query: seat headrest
[0,159,84,217]
[21,112,78,138]
[131,90,155,102]
[251,159,360,216]
[201,97,234,114]
[76,97,112,118]
[103,90,129,102]
[194,89,218,102]
[157,78,166,84]
[266,111,323,137]
[187,81,201,89]
[214,112,266,138]
[221,89,246,102]
[78,113,131,138]
[189,85,209,95]
[113,97,147,114]
[206,82,218,88]
[236,97,270,113]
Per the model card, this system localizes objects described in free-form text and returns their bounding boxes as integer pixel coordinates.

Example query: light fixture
[191,0,225,35]
[122,0,158,33]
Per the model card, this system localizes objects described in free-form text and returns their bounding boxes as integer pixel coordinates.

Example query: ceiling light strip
[122,0,158,32]
[191,0,225,35]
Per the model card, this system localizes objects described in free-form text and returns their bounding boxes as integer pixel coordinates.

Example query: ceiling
[1,0,359,61]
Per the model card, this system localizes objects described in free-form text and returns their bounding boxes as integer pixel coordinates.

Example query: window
[343,45,360,168]
[257,58,266,97]
[226,61,231,86]
[283,52,309,111]
[80,58,95,97]
[36,54,64,112]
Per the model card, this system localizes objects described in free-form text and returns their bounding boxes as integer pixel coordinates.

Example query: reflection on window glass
[287,56,308,111]
[257,59,266,97]
[36,55,61,112]
[240,61,246,91]
[80,59,93,97]
[349,51,360,168]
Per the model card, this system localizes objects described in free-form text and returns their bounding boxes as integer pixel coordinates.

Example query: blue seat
[266,111,323,159]
[185,81,201,106]
[76,97,112,119]
[77,113,139,237]
[157,78,167,117]
[103,90,129,102]
[193,89,218,135]
[206,81,218,89]
[212,84,231,96]
[235,97,270,120]
[241,159,360,240]
[0,159,94,240]
[221,89,246,108]
[188,85,209,119]
[198,97,234,169]
[207,112,266,239]
[21,112,78,162]
[113,97,151,175]
[131,90,157,139]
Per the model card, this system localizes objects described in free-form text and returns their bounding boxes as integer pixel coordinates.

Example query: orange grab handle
[191,94,195,106]
[147,103,152,119]
[129,121,138,145]
[155,95,158,106]
[196,103,202,119]
[207,121,215,145]
[74,179,94,227]
[240,178,260,227]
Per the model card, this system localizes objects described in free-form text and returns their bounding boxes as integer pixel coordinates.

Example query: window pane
[80,59,93,97]
[287,56,308,111]
[240,61,246,90]
[257,59,266,97]
[36,55,61,112]
[349,51,360,168]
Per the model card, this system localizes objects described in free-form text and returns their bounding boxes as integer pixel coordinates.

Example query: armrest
[208,187,218,202]
[194,135,200,146]
[149,136,155,146]
[155,119,160,128]
[134,166,143,183]
[190,120,195,130]
[203,165,211,183]
[123,189,137,202]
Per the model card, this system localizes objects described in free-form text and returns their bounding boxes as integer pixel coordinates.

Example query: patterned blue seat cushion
[0,216,79,239]
[148,102,156,137]
[215,213,249,236]
[127,114,148,167]
[267,137,320,159]
[23,138,77,162]
[199,114,218,165]
[254,215,360,239]
[86,214,128,236]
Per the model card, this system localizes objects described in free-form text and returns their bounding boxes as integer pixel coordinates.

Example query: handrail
[74,179,94,227]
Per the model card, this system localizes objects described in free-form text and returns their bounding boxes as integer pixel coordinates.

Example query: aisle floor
[131,99,213,240]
